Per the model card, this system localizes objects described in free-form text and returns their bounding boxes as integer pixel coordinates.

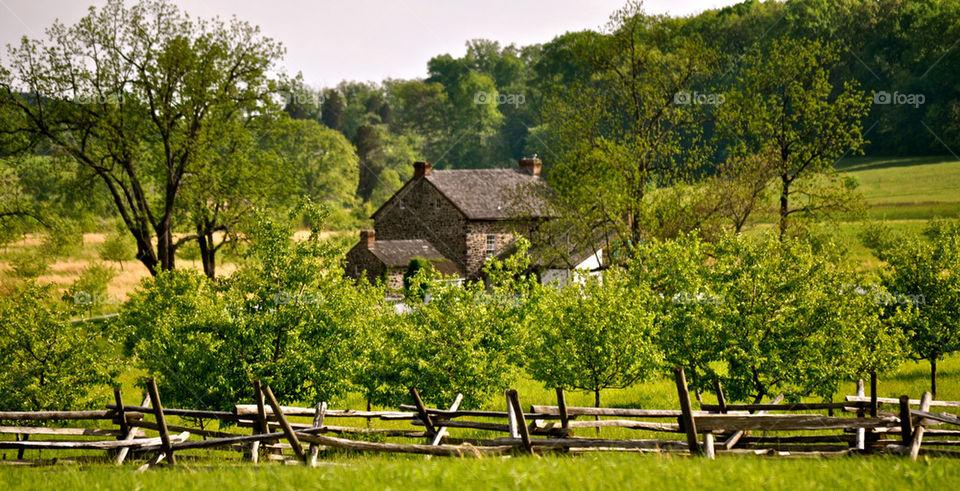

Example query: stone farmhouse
[344,157,603,289]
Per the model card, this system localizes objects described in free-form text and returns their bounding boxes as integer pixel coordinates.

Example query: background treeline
[287,0,960,203]
[3,0,959,280]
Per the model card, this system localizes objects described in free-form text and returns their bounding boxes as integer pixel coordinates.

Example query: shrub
[9,251,49,278]
[0,282,119,411]
[526,271,661,407]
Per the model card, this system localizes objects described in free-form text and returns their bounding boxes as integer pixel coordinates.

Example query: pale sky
[1,0,741,85]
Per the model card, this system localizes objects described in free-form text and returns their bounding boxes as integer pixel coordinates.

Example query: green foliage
[8,251,49,279]
[98,221,136,269]
[403,257,433,295]
[0,282,119,411]
[119,205,385,410]
[525,271,661,407]
[42,218,84,258]
[630,232,903,402]
[868,219,960,395]
[359,248,535,409]
[63,262,117,314]
[718,37,870,238]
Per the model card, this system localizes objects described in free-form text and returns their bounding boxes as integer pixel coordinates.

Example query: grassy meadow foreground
[2,454,959,490]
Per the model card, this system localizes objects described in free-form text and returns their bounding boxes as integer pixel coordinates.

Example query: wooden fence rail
[4,373,960,467]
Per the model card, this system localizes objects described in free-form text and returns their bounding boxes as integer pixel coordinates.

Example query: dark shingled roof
[425,169,551,220]
[369,239,461,275]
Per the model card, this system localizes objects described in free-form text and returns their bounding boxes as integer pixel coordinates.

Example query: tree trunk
[196,223,217,280]
[594,389,601,408]
[156,223,176,272]
[778,176,790,241]
[931,356,938,398]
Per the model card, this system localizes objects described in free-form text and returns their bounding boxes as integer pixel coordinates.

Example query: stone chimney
[519,156,542,176]
[413,161,432,178]
[360,229,375,249]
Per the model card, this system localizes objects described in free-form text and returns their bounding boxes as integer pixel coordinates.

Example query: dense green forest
[1,0,959,278]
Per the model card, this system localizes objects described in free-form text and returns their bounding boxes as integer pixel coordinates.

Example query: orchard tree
[710,234,902,402]
[627,233,726,397]
[0,0,284,274]
[359,246,536,409]
[0,282,119,411]
[119,204,383,410]
[869,220,960,397]
[719,38,870,240]
[526,272,661,407]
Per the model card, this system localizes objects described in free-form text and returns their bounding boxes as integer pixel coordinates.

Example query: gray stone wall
[375,179,468,270]
[465,221,514,276]
[344,245,385,286]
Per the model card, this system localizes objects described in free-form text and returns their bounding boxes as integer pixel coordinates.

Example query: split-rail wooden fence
[2,368,960,468]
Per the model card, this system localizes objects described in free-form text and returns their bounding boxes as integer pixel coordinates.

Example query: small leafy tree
[0,282,119,411]
[99,220,137,270]
[120,203,383,410]
[403,257,433,295]
[359,248,535,408]
[526,271,661,407]
[719,38,870,240]
[868,220,960,397]
[631,232,903,402]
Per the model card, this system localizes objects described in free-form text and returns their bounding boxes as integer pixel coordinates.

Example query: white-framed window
[485,234,496,258]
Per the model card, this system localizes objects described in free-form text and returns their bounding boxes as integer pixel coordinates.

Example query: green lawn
[1,453,959,490]
[838,155,960,220]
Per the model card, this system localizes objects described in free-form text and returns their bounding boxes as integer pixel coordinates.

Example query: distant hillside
[839,156,960,220]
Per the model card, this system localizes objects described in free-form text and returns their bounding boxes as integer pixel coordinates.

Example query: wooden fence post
[506,390,519,438]
[146,378,175,465]
[308,401,327,467]
[556,387,570,436]
[703,433,716,460]
[431,394,463,447]
[673,366,702,455]
[713,380,728,414]
[262,384,307,463]
[116,394,150,465]
[899,395,913,447]
[855,379,865,450]
[409,387,437,440]
[506,390,533,455]
[909,391,933,460]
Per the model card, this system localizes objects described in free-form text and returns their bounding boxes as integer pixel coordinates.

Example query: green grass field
[838,155,960,220]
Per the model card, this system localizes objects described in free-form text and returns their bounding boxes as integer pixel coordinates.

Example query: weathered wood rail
[3,369,959,467]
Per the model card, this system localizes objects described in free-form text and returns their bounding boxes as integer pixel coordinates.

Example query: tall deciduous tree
[0,0,283,274]
[719,38,870,240]
[539,1,718,256]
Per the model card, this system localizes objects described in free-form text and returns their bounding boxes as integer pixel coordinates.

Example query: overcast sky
[1,0,741,86]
